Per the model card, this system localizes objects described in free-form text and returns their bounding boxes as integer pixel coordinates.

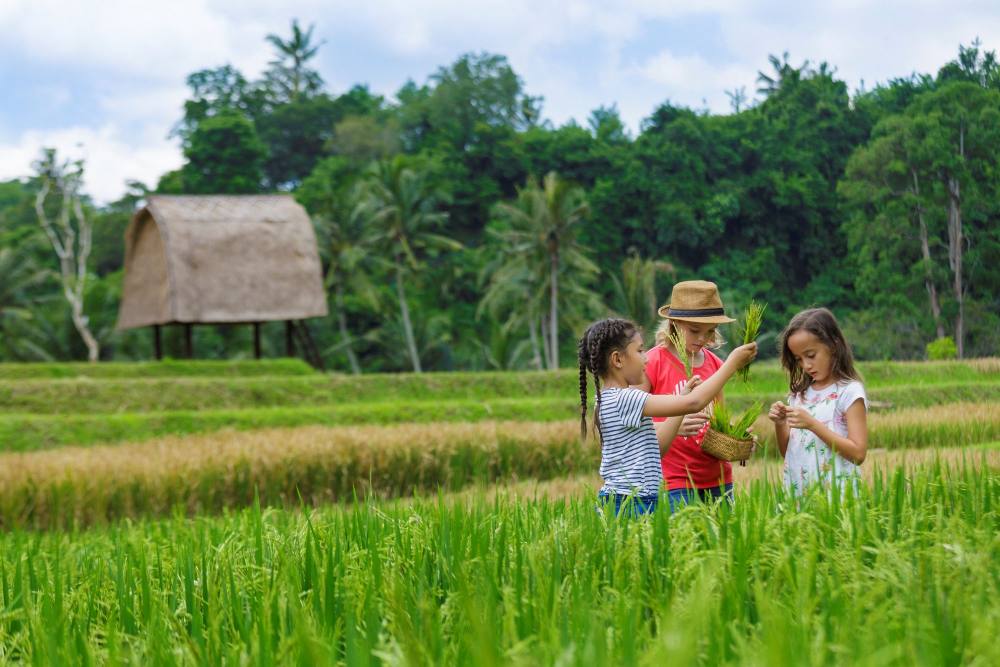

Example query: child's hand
[768,401,788,424]
[729,342,758,368]
[677,412,710,437]
[784,407,816,431]
[680,376,702,395]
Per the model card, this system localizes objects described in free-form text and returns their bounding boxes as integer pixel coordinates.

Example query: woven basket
[701,428,754,463]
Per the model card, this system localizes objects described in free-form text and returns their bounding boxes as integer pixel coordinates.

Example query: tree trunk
[35,177,100,362]
[528,316,543,370]
[334,282,361,374]
[395,257,422,373]
[912,170,945,340]
[549,247,559,370]
[539,312,552,370]
[947,174,964,358]
[70,295,99,362]
[947,120,965,359]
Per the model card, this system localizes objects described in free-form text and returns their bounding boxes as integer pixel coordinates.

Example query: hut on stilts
[116,195,328,368]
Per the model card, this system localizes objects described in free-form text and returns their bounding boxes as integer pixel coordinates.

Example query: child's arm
[785,400,868,464]
[642,343,756,418]
[654,377,707,449]
[769,402,791,457]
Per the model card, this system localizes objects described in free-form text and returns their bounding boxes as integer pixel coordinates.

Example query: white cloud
[632,50,758,113]
[3,0,999,203]
[0,0,270,81]
[0,124,182,203]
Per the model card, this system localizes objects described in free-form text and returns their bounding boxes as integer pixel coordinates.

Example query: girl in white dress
[768,308,869,496]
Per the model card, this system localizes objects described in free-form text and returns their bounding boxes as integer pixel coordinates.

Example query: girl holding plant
[769,308,869,496]
[634,281,746,512]
[578,317,757,516]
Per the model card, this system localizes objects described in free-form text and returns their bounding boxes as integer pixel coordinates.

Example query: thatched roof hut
[116,195,328,363]
[118,194,327,328]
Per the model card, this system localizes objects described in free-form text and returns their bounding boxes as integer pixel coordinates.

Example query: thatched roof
[116,195,328,330]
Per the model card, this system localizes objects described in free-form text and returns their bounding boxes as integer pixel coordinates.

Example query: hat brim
[657,304,736,323]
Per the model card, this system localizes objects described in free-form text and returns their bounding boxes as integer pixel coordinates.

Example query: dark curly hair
[578,318,639,442]
[779,308,862,396]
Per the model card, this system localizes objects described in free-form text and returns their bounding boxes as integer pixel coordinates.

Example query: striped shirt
[597,387,663,496]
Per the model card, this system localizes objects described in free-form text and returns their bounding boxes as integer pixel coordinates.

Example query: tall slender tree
[32,149,100,362]
[320,202,380,374]
[359,157,459,372]
[265,19,324,102]
[485,172,599,369]
[610,252,675,332]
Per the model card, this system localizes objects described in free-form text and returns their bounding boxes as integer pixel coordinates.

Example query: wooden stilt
[285,320,295,357]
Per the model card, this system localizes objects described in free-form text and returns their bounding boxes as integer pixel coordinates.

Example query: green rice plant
[0,360,996,418]
[0,463,998,664]
[667,328,693,378]
[736,300,767,382]
[708,401,762,439]
[4,381,1000,455]
[749,401,1000,455]
[0,398,585,453]
[0,358,315,380]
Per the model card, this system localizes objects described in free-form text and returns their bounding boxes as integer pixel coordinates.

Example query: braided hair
[578,318,639,443]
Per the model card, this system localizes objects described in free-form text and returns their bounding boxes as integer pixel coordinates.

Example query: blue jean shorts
[666,483,734,513]
[597,491,660,517]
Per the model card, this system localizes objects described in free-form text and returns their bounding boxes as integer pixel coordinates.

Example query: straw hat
[657,280,736,323]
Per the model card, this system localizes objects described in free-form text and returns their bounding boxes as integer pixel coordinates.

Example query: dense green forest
[1,24,998,371]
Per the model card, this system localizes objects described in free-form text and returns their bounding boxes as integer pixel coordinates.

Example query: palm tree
[485,172,600,369]
[756,52,812,97]
[610,251,675,332]
[265,19,324,100]
[478,250,547,369]
[316,202,380,374]
[0,242,51,359]
[359,157,460,373]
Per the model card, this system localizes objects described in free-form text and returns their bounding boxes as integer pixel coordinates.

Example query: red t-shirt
[644,345,732,490]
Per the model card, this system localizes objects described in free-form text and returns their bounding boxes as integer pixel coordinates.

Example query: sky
[1,0,998,203]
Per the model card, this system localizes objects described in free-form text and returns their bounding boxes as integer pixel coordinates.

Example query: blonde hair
[654,318,726,350]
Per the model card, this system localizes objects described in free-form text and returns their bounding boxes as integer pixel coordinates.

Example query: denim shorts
[597,491,660,517]
[666,483,734,513]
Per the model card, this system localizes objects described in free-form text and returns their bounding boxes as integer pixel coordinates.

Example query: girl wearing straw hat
[634,280,738,512]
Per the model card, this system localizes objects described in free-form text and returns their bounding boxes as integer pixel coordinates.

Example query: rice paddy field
[1,358,998,665]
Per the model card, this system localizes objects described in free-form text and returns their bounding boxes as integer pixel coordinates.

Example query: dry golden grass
[0,421,594,528]
[967,357,1000,373]
[1,401,996,528]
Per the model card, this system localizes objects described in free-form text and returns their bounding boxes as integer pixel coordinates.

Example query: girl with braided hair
[579,317,757,516]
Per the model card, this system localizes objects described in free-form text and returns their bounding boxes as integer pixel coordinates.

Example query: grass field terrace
[0,358,997,664]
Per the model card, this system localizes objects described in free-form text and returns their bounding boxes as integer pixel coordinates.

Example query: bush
[926,336,958,360]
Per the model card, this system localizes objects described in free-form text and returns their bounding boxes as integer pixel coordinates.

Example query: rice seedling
[708,401,763,439]
[736,300,766,382]
[667,328,693,378]
[0,463,997,664]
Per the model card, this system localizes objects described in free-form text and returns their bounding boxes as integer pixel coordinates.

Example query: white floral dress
[783,380,868,496]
